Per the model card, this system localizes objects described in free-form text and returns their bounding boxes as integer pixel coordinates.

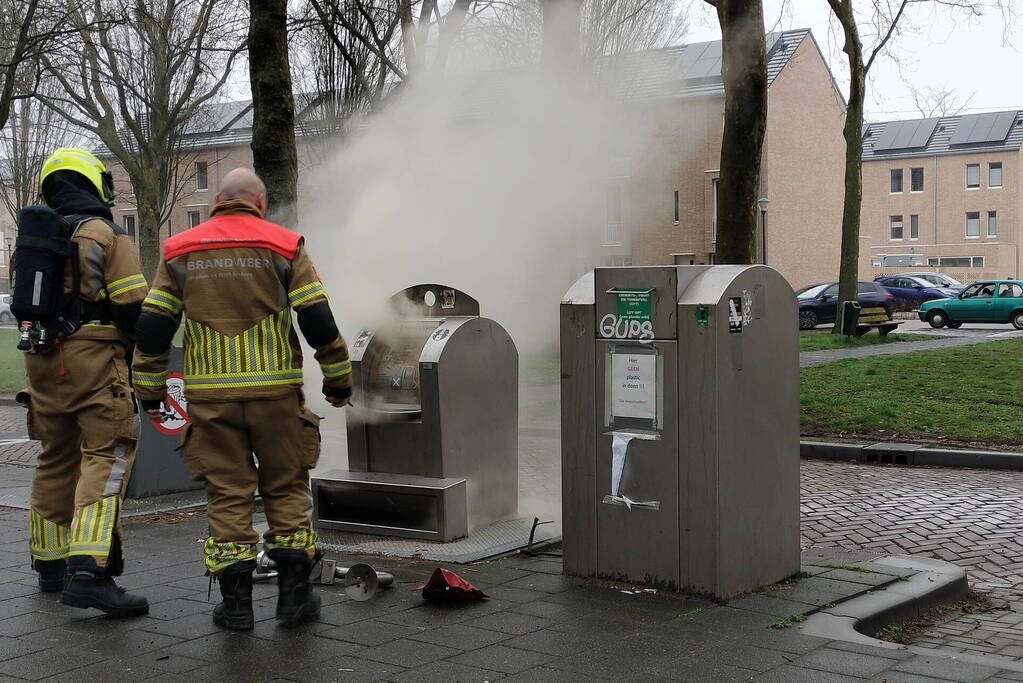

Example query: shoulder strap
[64,214,125,237]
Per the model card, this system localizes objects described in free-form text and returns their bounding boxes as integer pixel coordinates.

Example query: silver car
[0,294,12,323]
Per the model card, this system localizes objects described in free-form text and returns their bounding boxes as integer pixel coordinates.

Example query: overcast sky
[686,1,1023,122]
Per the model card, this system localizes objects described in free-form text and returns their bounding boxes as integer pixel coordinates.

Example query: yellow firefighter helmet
[39,148,115,204]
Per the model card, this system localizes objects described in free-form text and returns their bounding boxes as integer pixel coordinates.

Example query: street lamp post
[757,197,769,265]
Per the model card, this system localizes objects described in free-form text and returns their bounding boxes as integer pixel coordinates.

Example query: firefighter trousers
[25,338,140,574]
[181,391,322,573]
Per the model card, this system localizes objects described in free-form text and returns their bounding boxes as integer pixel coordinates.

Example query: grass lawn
[801,337,1023,450]
[799,331,936,352]
[0,329,26,394]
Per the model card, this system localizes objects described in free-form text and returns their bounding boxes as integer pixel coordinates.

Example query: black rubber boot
[61,570,149,617]
[270,549,320,627]
[34,559,66,593]
[212,560,255,631]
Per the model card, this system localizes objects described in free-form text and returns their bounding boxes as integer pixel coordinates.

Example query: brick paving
[0,508,1014,682]
[801,458,1023,663]
[801,459,1023,590]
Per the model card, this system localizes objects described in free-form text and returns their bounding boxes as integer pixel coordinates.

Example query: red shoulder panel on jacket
[163,215,302,260]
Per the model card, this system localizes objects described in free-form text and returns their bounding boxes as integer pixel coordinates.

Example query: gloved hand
[323,384,351,408]
[140,397,166,423]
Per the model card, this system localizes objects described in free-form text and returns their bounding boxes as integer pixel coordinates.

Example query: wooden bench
[853,306,902,337]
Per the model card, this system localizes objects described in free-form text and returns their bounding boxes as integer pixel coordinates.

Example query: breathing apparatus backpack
[10,205,110,352]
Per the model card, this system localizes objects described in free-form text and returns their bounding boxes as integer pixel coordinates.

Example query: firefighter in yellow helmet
[20,148,149,616]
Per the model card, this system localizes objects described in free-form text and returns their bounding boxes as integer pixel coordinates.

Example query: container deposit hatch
[313,285,518,542]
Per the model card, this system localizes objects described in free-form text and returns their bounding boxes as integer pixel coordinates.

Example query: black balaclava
[40,169,113,220]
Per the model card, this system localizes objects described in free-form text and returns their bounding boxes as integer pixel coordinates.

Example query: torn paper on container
[602,432,660,510]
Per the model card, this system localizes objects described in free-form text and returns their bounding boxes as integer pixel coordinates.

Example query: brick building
[4,29,847,291]
[862,109,1023,282]
[604,28,846,289]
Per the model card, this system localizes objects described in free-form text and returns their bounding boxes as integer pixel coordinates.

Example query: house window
[988,211,997,237]
[188,210,202,228]
[966,164,980,189]
[910,214,919,240]
[195,161,208,191]
[966,211,980,237]
[673,190,679,224]
[910,167,924,192]
[889,215,903,240]
[928,256,983,268]
[890,168,903,193]
[989,162,1003,188]
[711,178,719,242]
[123,215,136,238]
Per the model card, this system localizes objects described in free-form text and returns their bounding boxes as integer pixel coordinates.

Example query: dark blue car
[874,275,958,311]
[796,281,894,330]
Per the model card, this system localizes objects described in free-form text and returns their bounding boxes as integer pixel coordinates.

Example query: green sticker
[616,289,652,324]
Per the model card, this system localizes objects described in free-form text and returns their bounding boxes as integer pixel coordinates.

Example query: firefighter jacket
[31,170,148,341]
[66,217,148,342]
[131,200,351,404]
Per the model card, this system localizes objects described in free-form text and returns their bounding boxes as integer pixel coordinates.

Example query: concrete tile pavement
[0,507,1013,682]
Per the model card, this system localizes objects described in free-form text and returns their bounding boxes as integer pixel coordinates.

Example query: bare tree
[580,0,687,56]
[0,72,80,220]
[909,85,973,118]
[39,0,247,277]
[703,0,767,265]
[825,0,1014,333]
[250,0,299,226]
[0,0,110,130]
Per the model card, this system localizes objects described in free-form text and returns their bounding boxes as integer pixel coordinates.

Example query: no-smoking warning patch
[152,372,189,435]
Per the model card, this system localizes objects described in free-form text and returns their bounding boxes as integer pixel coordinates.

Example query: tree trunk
[540,0,583,68]
[134,178,164,281]
[712,0,767,265]
[249,0,299,227]
[830,1,865,333]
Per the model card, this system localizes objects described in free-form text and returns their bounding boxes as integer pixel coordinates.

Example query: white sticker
[611,353,656,420]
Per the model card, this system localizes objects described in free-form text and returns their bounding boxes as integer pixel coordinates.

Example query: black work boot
[34,559,67,593]
[270,549,320,626]
[61,569,149,617]
[212,560,255,631]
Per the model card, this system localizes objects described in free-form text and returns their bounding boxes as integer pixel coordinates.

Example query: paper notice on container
[611,352,656,420]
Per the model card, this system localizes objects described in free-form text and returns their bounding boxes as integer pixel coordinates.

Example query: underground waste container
[560,265,799,600]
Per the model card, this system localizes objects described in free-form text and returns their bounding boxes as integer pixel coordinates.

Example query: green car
[919,280,1023,329]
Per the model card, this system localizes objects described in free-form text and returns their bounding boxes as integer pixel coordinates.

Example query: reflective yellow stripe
[288,281,328,307]
[29,508,70,561]
[203,538,257,574]
[83,323,118,328]
[264,528,317,552]
[144,288,183,314]
[320,360,351,378]
[290,289,327,307]
[133,370,166,387]
[69,497,118,559]
[107,274,148,298]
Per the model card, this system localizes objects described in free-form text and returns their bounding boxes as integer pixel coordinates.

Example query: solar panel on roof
[949,112,1015,146]
[872,118,938,152]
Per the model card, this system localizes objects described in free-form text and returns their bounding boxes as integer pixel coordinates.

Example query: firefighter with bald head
[18,148,149,616]
[132,168,352,630]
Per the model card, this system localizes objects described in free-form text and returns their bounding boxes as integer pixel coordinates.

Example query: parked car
[874,275,958,311]
[796,281,894,330]
[898,272,964,291]
[0,295,11,323]
[919,280,1023,329]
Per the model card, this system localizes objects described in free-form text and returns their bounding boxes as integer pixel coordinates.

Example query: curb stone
[799,554,1023,673]
[801,439,1023,470]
